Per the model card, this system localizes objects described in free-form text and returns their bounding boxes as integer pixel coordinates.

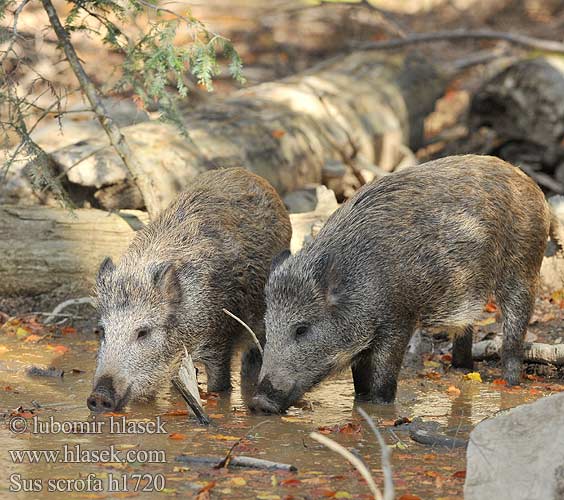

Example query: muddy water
[0,331,552,499]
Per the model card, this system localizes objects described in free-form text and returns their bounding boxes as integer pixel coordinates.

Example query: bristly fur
[92,168,292,407]
[254,155,551,413]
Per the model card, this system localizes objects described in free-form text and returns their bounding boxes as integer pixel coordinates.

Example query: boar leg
[451,325,474,370]
[202,345,233,392]
[352,325,413,403]
[240,347,263,405]
[498,282,536,386]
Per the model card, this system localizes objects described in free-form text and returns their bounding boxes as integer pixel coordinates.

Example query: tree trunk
[44,51,444,210]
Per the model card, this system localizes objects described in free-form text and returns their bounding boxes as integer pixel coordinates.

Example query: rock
[464,393,564,500]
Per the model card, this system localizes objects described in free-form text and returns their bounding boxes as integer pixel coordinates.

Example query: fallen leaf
[168,433,187,440]
[0,345,8,353]
[256,495,280,500]
[492,378,507,386]
[334,492,352,499]
[447,385,461,396]
[231,477,247,487]
[271,129,286,139]
[46,344,70,354]
[398,495,422,500]
[15,327,29,339]
[464,372,482,383]
[209,434,240,441]
[317,422,361,434]
[61,326,77,335]
[164,409,190,416]
[550,289,564,303]
[197,481,215,493]
[281,478,302,487]
[24,334,42,343]
[484,301,497,313]
[453,470,466,479]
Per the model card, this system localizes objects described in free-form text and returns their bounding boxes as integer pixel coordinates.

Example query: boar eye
[136,329,150,341]
[295,324,309,338]
[96,326,105,341]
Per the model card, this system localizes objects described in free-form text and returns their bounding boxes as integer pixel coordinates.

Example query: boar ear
[96,257,115,286]
[315,253,340,307]
[151,262,182,303]
[270,249,291,273]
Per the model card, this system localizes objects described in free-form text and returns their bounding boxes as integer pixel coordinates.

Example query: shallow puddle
[0,326,561,499]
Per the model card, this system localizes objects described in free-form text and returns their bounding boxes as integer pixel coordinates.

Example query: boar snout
[249,376,295,414]
[87,376,118,413]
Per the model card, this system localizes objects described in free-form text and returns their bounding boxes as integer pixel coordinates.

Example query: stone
[464,392,564,500]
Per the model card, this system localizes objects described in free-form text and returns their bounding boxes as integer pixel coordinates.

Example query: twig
[40,0,160,218]
[0,0,31,67]
[215,420,271,469]
[408,421,468,449]
[44,297,95,324]
[355,29,564,55]
[358,407,394,500]
[449,48,514,71]
[222,308,263,356]
[358,0,406,39]
[310,432,383,500]
[175,455,297,471]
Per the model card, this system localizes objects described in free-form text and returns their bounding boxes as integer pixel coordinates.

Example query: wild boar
[87,168,291,412]
[250,155,561,413]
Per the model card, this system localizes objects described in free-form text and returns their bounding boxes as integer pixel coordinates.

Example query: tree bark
[0,198,339,296]
[473,338,564,366]
[470,57,564,149]
[40,0,160,218]
[0,206,148,296]
[42,51,444,210]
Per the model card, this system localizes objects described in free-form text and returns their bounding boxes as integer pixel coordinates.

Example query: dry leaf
[464,372,482,382]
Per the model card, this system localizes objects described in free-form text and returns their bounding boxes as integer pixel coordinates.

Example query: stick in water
[172,348,210,426]
[175,455,297,472]
[358,407,395,500]
[222,308,263,356]
[310,431,383,500]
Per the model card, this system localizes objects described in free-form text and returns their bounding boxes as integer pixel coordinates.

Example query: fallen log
[24,50,443,210]
[0,206,149,296]
[473,338,564,366]
[468,56,564,188]
[470,57,564,151]
[0,190,339,295]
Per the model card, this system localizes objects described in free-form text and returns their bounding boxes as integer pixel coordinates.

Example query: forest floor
[1,291,563,499]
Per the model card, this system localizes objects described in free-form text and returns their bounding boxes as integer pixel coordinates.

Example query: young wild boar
[87,168,291,413]
[250,155,562,414]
